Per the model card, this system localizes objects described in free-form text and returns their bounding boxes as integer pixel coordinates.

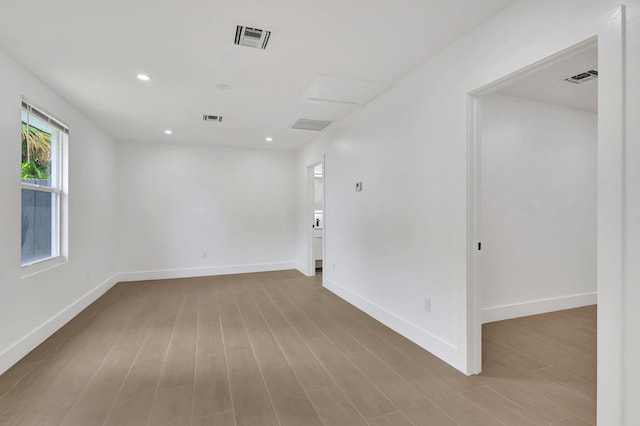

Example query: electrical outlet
[424,298,431,312]
[203,251,208,259]
[332,263,336,271]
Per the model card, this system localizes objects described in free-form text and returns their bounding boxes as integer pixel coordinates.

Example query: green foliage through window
[21,122,51,181]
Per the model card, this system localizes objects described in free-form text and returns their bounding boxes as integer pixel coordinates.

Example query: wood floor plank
[352,317,481,393]
[148,383,194,426]
[345,349,456,426]
[461,385,548,425]
[0,291,107,402]
[192,410,236,426]
[262,282,321,340]
[368,411,414,426]
[248,285,291,330]
[480,359,596,425]
[226,348,279,426]
[0,287,129,423]
[218,282,252,352]
[0,358,40,403]
[156,282,198,389]
[534,365,596,401]
[59,285,163,425]
[278,280,364,354]
[5,285,148,425]
[192,282,232,419]
[236,283,324,426]
[267,326,334,392]
[220,280,278,426]
[406,376,502,425]
[304,335,396,420]
[484,321,595,377]
[147,282,198,425]
[551,416,594,426]
[249,283,334,392]
[346,325,423,375]
[103,283,182,426]
[482,337,549,371]
[475,366,572,423]
[0,271,596,426]
[306,384,368,426]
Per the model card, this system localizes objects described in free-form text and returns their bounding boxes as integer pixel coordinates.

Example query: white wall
[1,0,638,423]
[624,2,640,424]
[479,94,597,323]
[295,1,639,423]
[117,142,296,280]
[0,51,119,374]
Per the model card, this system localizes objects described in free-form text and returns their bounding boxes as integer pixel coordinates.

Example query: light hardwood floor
[0,270,596,425]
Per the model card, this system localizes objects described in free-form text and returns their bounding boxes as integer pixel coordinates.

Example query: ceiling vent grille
[234,25,271,49]
[565,69,598,84]
[203,115,223,122]
[291,119,332,131]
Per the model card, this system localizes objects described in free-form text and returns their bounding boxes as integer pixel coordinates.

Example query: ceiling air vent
[234,25,271,49]
[565,69,598,84]
[291,119,332,131]
[203,115,223,122]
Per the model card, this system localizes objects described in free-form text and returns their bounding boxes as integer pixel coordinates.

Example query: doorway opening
[468,37,600,376]
[308,162,324,277]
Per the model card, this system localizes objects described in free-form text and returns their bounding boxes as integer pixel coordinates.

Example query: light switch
[355,181,362,192]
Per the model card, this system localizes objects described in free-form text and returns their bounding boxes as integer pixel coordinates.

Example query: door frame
[307,159,325,277]
[466,35,598,373]
[466,6,625,423]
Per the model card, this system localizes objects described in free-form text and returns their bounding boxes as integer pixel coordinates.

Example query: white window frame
[20,99,68,274]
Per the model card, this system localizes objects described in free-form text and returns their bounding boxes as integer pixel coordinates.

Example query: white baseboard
[0,273,119,376]
[116,262,297,283]
[323,278,459,369]
[295,262,311,277]
[296,262,315,277]
[482,292,597,324]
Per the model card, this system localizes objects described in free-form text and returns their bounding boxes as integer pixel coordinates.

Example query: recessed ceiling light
[216,83,231,90]
[137,74,151,81]
[265,137,273,142]
[164,129,173,135]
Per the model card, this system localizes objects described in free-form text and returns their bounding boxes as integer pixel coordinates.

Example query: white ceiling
[0,0,513,150]
[498,44,598,113]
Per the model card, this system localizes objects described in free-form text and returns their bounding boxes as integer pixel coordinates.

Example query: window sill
[21,256,67,279]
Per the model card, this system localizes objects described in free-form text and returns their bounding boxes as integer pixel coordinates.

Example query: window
[21,100,68,267]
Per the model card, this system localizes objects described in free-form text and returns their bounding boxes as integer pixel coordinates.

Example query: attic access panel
[300,76,388,105]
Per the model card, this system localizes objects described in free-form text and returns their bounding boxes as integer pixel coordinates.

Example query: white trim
[116,262,297,283]
[465,7,625,423]
[0,273,119,375]
[20,123,66,268]
[21,97,70,134]
[482,292,597,324]
[20,183,59,193]
[295,262,310,276]
[323,278,460,370]
[321,155,326,281]
[307,163,317,277]
[466,94,482,374]
[596,6,626,424]
[467,35,604,374]
[306,160,324,277]
[20,255,67,277]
